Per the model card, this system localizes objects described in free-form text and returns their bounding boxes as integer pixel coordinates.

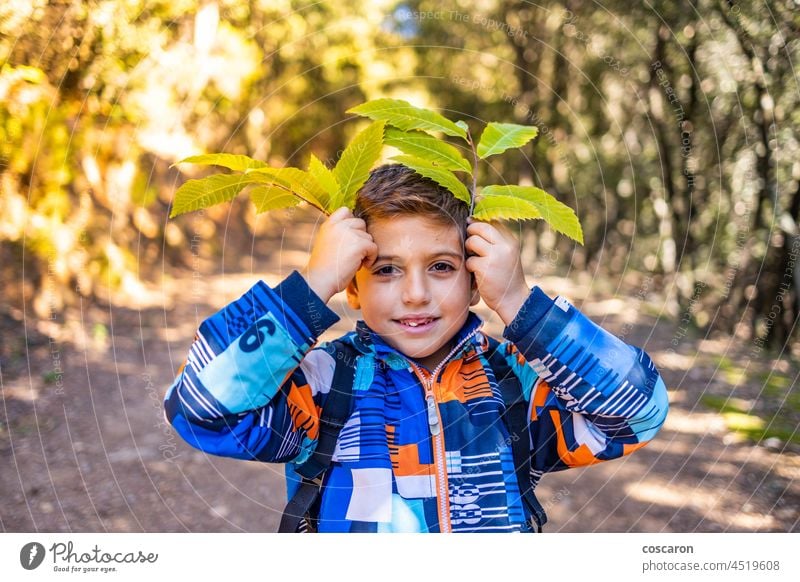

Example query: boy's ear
[345,278,361,310]
[469,275,480,306]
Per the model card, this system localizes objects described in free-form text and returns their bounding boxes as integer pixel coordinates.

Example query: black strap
[487,346,548,533]
[278,341,358,533]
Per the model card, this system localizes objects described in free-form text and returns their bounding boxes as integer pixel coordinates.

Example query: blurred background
[1,0,798,532]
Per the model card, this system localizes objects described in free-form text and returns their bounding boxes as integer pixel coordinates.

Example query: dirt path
[2,220,798,532]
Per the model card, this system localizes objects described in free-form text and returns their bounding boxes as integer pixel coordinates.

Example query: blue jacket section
[165,271,668,532]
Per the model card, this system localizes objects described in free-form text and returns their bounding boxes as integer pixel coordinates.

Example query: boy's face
[346,215,479,370]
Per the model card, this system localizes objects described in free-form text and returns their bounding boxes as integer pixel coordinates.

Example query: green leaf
[391,154,471,206]
[170,174,260,218]
[175,153,267,172]
[308,153,340,199]
[247,167,329,212]
[348,98,467,139]
[249,185,301,213]
[455,120,470,134]
[332,120,385,210]
[384,128,472,174]
[476,123,539,159]
[472,195,544,221]
[481,185,583,243]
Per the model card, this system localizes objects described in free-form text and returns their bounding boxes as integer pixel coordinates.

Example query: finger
[341,216,368,232]
[328,207,354,222]
[465,255,483,273]
[352,230,373,241]
[362,242,379,269]
[465,234,493,257]
[466,221,499,243]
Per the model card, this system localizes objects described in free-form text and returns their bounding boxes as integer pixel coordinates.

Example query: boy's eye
[374,265,398,276]
[431,262,454,272]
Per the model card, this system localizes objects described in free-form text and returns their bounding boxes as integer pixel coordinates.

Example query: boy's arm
[466,220,667,473]
[165,208,377,464]
[164,271,341,464]
[500,286,669,473]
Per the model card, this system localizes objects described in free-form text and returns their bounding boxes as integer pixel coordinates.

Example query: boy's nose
[402,271,431,305]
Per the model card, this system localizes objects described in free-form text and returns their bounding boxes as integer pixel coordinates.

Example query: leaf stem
[466,127,479,215]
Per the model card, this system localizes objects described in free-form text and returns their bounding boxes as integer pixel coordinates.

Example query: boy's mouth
[394,316,439,330]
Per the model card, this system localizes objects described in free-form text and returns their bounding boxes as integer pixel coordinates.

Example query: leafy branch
[170,98,583,244]
[349,98,582,244]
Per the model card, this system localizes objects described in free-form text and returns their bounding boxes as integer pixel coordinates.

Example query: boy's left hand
[465,220,530,327]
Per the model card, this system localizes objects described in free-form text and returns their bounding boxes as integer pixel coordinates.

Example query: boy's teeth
[402,318,432,327]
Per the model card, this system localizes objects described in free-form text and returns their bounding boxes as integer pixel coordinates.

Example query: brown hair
[354,164,469,234]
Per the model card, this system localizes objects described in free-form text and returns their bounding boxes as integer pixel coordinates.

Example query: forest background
[1,0,798,532]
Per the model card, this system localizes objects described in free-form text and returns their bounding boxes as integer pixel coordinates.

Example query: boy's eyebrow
[374,250,465,263]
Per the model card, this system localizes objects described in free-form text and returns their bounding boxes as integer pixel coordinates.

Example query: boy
[165,164,668,533]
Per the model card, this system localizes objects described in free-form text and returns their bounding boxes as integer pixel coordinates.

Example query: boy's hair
[354,164,469,233]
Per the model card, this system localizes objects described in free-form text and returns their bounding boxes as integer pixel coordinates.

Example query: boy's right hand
[304,207,378,303]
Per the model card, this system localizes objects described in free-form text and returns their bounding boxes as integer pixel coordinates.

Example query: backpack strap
[278,341,358,533]
[486,344,548,533]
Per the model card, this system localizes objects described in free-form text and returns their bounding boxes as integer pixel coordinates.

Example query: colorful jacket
[165,271,668,532]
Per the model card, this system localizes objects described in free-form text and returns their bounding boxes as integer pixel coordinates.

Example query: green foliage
[478,186,584,244]
[308,154,340,200]
[390,154,471,206]
[331,120,386,210]
[171,98,584,245]
[347,98,467,139]
[176,154,268,172]
[384,128,472,173]
[249,186,301,214]
[172,119,386,217]
[349,98,582,243]
[477,123,539,159]
[170,174,263,217]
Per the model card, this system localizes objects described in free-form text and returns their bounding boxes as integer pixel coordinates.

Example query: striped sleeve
[502,287,668,473]
[164,271,340,463]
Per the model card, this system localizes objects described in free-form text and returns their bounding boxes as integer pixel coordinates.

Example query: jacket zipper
[409,329,479,533]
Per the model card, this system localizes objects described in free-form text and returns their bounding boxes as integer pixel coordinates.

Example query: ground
[2,214,798,532]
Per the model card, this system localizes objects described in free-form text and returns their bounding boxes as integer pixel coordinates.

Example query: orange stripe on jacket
[530,379,551,422]
[286,382,319,440]
[549,409,603,468]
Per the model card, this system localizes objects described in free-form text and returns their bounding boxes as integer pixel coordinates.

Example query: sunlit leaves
[173,100,582,246]
[384,128,472,173]
[332,120,385,210]
[479,185,583,243]
[476,123,539,159]
[391,154,471,206]
[348,98,467,139]
[246,167,330,212]
[308,153,340,200]
[170,174,263,217]
[175,154,267,172]
[249,185,301,214]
